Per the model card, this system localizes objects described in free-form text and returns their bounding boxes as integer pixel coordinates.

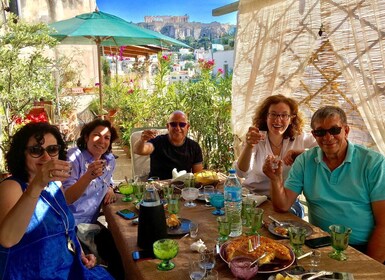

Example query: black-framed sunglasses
[168,122,187,128]
[26,145,61,158]
[312,127,342,137]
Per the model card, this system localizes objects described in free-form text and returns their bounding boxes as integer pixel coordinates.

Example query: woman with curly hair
[0,122,113,279]
[234,94,317,217]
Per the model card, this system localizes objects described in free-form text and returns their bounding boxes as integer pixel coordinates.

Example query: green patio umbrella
[49,10,189,113]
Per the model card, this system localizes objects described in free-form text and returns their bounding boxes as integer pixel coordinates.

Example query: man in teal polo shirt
[263,106,385,263]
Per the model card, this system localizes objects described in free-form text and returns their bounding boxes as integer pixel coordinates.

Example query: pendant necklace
[40,192,76,254]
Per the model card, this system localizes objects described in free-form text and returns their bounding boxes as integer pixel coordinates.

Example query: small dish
[268,220,313,238]
[167,218,192,235]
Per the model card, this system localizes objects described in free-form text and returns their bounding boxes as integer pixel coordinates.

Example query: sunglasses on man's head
[27,145,61,158]
[168,122,187,128]
[312,127,342,137]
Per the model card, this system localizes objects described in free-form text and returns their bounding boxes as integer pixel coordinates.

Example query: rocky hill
[137,21,236,41]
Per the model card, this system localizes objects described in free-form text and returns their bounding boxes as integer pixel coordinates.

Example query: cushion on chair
[130,128,168,181]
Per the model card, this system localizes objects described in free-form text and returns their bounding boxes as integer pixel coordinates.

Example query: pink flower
[218,68,224,74]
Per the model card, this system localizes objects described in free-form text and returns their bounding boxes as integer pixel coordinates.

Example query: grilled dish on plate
[220,235,295,273]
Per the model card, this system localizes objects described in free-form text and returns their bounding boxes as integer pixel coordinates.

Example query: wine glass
[118,182,134,202]
[203,185,214,207]
[229,256,259,280]
[153,239,179,271]
[189,260,206,280]
[181,187,199,208]
[329,224,352,261]
[209,193,225,215]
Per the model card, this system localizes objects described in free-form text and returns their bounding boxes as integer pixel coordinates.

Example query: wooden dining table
[103,192,385,280]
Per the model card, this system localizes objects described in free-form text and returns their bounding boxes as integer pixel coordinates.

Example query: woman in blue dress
[0,122,113,279]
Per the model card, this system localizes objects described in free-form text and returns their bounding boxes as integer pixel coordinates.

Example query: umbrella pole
[96,41,103,117]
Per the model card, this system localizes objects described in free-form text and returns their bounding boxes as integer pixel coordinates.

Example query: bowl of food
[194,170,219,187]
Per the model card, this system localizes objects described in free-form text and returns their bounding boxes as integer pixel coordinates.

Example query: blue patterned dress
[0,177,114,280]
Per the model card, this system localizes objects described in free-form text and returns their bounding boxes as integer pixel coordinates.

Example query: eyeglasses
[26,145,61,158]
[267,113,292,121]
[312,127,342,137]
[168,122,187,128]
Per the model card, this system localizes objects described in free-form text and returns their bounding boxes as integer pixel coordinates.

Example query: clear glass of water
[189,260,206,280]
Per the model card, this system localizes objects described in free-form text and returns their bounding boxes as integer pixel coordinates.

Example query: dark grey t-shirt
[148,134,203,179]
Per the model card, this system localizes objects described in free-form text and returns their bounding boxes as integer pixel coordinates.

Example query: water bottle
[224,169,242,237]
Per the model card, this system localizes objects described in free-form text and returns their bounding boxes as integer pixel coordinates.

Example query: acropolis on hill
[144,15,189,24]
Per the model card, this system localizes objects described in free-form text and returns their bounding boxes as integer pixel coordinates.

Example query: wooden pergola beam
[102,45,166,58]
[212,1,239,16]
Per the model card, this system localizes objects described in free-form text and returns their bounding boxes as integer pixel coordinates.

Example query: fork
[285,270,333,280]
[268,215,285,227]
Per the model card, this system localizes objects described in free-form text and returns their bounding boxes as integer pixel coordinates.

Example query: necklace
[40,190,76,255]
[269,138,283,149]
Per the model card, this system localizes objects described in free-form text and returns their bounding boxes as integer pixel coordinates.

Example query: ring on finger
[49,171,54,178]
[247,136,251,140]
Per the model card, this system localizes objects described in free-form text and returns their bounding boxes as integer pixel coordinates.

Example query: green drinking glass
[119,183,134,202]
[288,226,307,257]
[217,216,231,243]
[329,224,352,261]
[246,207,264,235]
[168,194,180,215]
[153,239,179,271]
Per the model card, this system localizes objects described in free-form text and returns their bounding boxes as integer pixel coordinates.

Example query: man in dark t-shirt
[133,110,203,179]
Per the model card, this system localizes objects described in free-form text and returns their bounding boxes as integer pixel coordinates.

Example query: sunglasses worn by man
[27,144,61,158]
[168,122,187,128]
[312,127,342,137]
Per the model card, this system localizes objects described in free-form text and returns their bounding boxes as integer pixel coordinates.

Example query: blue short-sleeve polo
[285,142,385,245]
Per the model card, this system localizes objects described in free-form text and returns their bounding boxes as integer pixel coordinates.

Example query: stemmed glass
[209,193,225,215]
[217,216,231,243]
[118,181,134,202]
[132,182,146,204]
[288,226,307,257]
[153,239,179,271]
[181,187,199,208]
[246,208,264,235]
[329,224,352,261]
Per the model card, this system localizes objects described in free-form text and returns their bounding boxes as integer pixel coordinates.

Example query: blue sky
[96,0,237,24]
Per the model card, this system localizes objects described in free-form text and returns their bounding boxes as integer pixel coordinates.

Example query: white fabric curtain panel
[232,0,385,157]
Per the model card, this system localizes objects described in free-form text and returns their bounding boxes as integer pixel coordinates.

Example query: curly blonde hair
[252,94,304,140]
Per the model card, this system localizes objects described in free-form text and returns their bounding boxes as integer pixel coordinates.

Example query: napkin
[190,239,207,253]
[245,194,268,206]
[172,168,187,179]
